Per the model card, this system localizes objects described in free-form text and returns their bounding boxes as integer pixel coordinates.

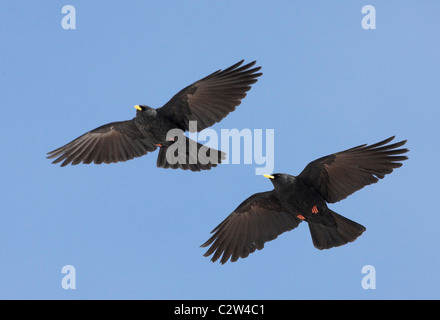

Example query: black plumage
[201,136,409,264]
[47,60,262,171]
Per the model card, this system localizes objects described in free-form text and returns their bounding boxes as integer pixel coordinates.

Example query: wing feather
[298,136,409,203]
[201,191,302,264]
[158,60,262,132]
[47,120,157,166]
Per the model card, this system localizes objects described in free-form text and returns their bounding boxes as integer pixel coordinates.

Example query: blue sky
[0,1,439,299]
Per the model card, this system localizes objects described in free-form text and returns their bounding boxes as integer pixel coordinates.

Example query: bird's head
[134,105,155,116]
[263,173,295,189]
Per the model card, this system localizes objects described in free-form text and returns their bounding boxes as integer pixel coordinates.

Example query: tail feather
[156,137,226,171]
[308,209,366,250]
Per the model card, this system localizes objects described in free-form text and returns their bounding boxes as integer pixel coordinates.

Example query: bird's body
[273,175,324,216]
[134,106,174,144]
[47,60,262,171]
[270,174,366,249]
[201,136,408,264]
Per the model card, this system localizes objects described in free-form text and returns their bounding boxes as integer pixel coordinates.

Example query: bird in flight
[47,60,262,171]
[201,136,409,264]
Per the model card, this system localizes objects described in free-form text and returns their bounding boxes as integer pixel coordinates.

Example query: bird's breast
[135,114,176,142]
[277,183,326,215]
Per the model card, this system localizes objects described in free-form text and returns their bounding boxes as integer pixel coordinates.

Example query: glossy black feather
[298,136,409,203]
[47,120,157,166]
[201,191,302,264]
[158,60,262,132]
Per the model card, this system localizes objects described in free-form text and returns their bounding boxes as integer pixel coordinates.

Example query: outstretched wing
[298,136,409,203]
[157,60,262,132]
[201,191,302,264]
[47,120,157,166]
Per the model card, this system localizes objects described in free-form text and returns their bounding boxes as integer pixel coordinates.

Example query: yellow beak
[134,105,142,111]
[263,174,275,180]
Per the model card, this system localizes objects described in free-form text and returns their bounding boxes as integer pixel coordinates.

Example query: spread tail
[308,209,366,250]
[156,136,226,171]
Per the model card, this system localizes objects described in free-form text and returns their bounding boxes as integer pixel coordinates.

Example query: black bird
[47,60,262,171]
[201,136,408,264]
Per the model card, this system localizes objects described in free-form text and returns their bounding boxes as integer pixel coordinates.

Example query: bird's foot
[311,205,318,214]
[156,144,163,147]
[297,214,306,220]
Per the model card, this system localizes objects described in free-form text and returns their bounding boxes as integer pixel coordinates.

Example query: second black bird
[201,136,409,264]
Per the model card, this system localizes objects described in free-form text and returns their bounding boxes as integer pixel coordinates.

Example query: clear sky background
[0,1,439,299]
